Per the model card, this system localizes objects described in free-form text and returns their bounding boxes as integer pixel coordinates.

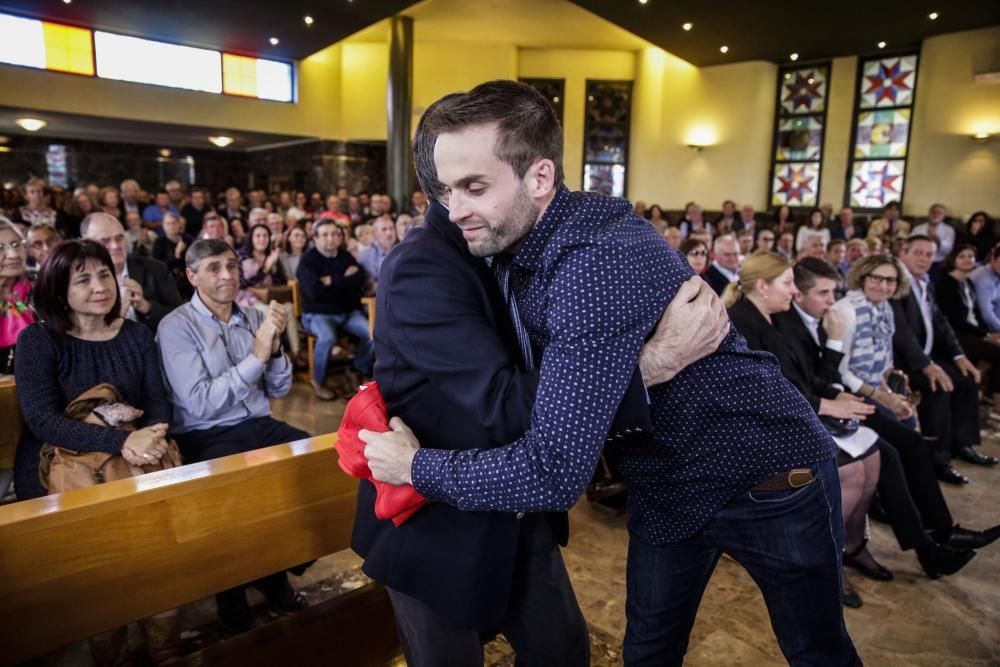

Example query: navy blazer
[351,202,567,631]
[891,280,965,372]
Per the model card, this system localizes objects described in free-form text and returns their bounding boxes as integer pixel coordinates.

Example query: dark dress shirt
[125,255,182,333]
[412,187,835,545]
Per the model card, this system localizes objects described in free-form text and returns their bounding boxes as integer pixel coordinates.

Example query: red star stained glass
[775,165,815,204]
[863,59,913,106]
[783,72,824,112]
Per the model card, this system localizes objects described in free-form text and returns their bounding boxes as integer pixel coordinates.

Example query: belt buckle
[788,468,813,488]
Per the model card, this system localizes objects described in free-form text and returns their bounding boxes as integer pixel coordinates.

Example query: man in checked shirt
[364,81,858,666]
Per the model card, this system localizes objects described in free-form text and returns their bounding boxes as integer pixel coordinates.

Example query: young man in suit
[354,197,728,665]
[893,235,996,484]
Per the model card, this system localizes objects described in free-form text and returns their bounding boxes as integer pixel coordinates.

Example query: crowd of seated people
[0,174,998,661]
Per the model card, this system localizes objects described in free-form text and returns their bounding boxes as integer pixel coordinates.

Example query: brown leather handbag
[39,384,182,493]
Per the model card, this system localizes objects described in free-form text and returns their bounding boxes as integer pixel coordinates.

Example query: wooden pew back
[0,378,21,469]
[0,434,358,666]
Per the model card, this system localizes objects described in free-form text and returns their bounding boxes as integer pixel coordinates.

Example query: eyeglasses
[0,240,24,253]
[687,249,708,257]
[865,274,898,285]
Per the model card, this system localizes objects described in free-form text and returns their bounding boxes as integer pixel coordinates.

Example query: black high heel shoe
[843,539,894,582]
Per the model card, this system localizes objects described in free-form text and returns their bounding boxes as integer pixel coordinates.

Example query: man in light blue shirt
[969,245,1000,333]
[156,238,310,631]
[356,215,397,283]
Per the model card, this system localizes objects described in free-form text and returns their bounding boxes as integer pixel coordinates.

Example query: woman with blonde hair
[727,251,885,608]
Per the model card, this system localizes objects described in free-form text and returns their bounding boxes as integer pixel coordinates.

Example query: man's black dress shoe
[941,524,1000,550]
[842,587,863,609]
[252,573,310,617]
[956,446,1000,466]
[216,588,255,634]
[916,542,976,579]
[936,464,969,485]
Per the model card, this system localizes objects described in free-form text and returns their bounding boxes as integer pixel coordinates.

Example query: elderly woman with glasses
[0,218,35,376]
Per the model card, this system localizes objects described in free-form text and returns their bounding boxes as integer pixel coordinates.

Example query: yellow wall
[907,26,1000,217]
[518,49,635,190]
[630,48,776,210]
[0,42,344,139]
[818,56,857,211]
[340,43,389,141]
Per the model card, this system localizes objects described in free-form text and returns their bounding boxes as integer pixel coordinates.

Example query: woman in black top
[962,211,995,264]
[938,243,1000,419]
[13,240,171,500]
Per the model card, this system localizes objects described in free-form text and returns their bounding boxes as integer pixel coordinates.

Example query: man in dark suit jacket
[703,234,741,295]
[353,201,727,665]
[893,236,991,483]
[81,213,182,332]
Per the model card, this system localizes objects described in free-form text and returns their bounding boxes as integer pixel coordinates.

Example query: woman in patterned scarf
[0,218,35,375]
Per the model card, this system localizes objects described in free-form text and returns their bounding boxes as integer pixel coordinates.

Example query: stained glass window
[583,80,632,199]
[769,64,829,209]
[847,54,919,210]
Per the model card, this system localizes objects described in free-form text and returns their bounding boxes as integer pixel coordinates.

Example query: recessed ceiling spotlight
[877,41,886,49]
[790,53,799,61]
[304,15,314,25]
[15,118,47,132]
[928,11,939,20]
[62,0,71,4]
[784,73,791,80]
[719,45,729,54]
[269,37,279,46]
[208,136,234,148]
[807,78,815,84]
[159,148,172,158]
[638,0,648,5]
[682,22,693,31]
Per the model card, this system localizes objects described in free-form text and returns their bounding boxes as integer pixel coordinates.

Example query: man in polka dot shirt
[363,81,858,665]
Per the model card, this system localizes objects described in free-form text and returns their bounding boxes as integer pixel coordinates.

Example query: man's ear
[526,158,556,199]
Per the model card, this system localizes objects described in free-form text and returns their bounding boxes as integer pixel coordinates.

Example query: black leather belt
[751,468,815,492]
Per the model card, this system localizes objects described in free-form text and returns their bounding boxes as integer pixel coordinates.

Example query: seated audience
[152,211,193,299]
[843,239,867,272]
[703,234,740,295]
[868,200,909,241]
[124,210,156,256]
[776,231,795,259]
[0,220,35,375]
[180,186,211,239]
[394,214,415,243]
[297,219,373,400]
[962,211,995,263]
[357,215,397,283]
[968,242,1000,333]
[796,207,832,253]
[772,204,794,236]
[866,236,885,255]
[715,199,737,233]
[894,236,994,482]
[98,185,124,221]
[279,225,310,279]
[830,206,865,241]
[165,179,187,212]
[647,204,667,233]
[788,259,987,582]
[732,203,758,236]
[755,229,776,253]
[678,202,713,239]
[265,212,286,249]
[736,230,754,256]
[69,189,97,235]
[798,233,827,261]
[25,223,60,274]
[938,244,1000,421]
[679,237,708,274]
[141,190,179,229]
[911,203,956,279]
[663,225,682,249]
[218,186,248,226]
[237,224,301,360]
[157,238,309,633]
[725,252,882,607]
[11,178,73,238]
[632,199,647,219]
[82,213,182,332]
[119,178,147,218]
[826,239,848,298]
[354,223,375,254]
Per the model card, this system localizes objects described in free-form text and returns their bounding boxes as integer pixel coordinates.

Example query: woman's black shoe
[917,542,976,579]
[843,552,894,581]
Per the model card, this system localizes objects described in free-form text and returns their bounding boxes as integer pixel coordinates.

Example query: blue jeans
[623,457,860,666]
[302,311,374,382]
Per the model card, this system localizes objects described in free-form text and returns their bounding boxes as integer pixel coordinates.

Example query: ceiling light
[807,78,815,84]
[159,148,172,158]
[928,12,939,20]
[790,53,799,61]
[552,96,560,103]
[784,73,791,80]
[973,132,991,141]
[682,22,693,31]
[304,15,314,25]
[62,0,71,3]
[208,136,234,148]
[15,118,47,132]
[638,0,648,4]
[0,147,10,153]
[719,45,729,54]
[269,37,279,46]
[877,41,886,49]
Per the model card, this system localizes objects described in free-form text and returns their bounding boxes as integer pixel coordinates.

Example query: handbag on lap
[39,383,182,493]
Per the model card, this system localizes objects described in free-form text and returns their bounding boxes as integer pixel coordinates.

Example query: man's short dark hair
[413,80,564,201]
[34,240,122,336]
[793,257,839,293]
[884,200,901,211]
[904,234,935,250]
[312,217,341,235]
[185,238,235,270]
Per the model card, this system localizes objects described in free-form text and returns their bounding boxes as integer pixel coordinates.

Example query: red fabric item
[336,381,428,526]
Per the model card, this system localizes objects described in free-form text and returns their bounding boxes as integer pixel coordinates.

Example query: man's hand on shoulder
[362,416,420,486]
[639,276,729,387]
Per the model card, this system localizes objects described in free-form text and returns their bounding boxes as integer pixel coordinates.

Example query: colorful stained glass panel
[860,56,917,109]
[850,160,906,208]
[771,162,819,207]
[776,116,823,161]
[780,67,828,114]
[855,109,910,158]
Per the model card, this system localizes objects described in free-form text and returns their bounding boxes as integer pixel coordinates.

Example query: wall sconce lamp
[972,131,994,143]
[687,143,708,152]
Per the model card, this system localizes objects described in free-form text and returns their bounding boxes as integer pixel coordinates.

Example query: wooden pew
[0,378,21,469]
[0,434,396,666]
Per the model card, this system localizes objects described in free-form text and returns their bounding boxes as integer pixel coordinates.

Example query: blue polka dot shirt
[412,187,836,544]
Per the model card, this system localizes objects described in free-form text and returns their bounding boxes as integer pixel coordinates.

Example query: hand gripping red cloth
[336,381,428,526]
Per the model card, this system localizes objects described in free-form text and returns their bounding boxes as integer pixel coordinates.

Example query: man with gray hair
[156,238,310,632]
[703,234,740,295]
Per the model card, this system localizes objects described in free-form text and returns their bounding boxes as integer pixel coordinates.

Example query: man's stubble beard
[467,184,539,258]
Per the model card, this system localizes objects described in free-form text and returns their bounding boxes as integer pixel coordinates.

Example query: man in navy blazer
[352,200,728,665]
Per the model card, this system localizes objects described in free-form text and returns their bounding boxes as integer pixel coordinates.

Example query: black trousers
[866,410,953,545]
[906,357,981,466]
[959,334,1000,394]
[175,416,310,463]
